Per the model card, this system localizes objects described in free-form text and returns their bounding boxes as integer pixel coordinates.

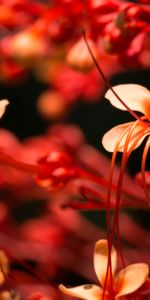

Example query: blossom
[102,84,150,152]
[102,84,150,205]
[59,239,149,300]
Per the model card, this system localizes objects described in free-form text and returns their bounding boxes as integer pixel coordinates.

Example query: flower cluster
[0,0,150,116]
[0,3,150,300]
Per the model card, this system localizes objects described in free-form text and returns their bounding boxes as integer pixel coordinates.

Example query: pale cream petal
[59,284,103,300]
[102,122,148,152]
[115,263,149,298]
[94,240,117,288]
[105,84,150,115]
[0,100,9,118]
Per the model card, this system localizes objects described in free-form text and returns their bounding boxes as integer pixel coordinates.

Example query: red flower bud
[36,151,77,191]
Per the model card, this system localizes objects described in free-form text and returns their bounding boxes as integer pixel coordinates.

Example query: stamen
[108,124,137,278]
[82,31,150,128]
[111,123,149,267]
[104,121,148,294]
[102,125,133,298]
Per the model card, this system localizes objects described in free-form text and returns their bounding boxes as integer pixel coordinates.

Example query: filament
[104,120,149,296]
[109,122,139,270]
[111,123,149,268]
[102,124,134,298]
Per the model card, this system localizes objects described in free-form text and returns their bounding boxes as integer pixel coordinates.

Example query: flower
[59,239,149,300]
[102,84,150,153]
[102,84,150,205]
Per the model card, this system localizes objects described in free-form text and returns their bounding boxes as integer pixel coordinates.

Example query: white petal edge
[59,284,103,300]
[105,84,150,114]
[0,99,9,118]
[94,240,117,288]
[115,263,149,298]
[102,122,148,152]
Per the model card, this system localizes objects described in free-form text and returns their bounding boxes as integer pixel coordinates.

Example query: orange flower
[102,84,150,153]
[59,239,149,300]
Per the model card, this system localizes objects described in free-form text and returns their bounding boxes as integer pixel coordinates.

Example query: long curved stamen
[104,121,149,294]
[141,137,150,206]
[108,122,139,273]
[111,124,150,267]
[111,121,141,268]
[82,31,150,128]
[102,125,134,298]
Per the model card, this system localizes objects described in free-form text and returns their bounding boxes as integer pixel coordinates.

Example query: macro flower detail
[0,0,149,299]
[102,84,150,205]
[59,239,149,300]
[102,84,150,152]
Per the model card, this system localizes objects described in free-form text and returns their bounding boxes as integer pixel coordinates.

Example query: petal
[102,122,148,152]
[94,240,117,288]
[59,284,103,300]
[105,84,150,115]
[115,263,149,298]
[0,99,9,118]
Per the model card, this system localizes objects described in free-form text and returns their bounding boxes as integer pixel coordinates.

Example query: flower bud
[36,151,77,191]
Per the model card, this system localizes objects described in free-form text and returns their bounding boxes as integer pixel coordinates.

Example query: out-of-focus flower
[59,239,149,300]
[0,125,149,298]
[0,124,147,209]
[37,91,68,120]
[0,0,149,116]
[36,151,77,191]
[66,38,99,72]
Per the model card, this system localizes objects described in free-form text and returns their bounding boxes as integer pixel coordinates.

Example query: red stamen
[103,125,132,297]
[111,123,149,267]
